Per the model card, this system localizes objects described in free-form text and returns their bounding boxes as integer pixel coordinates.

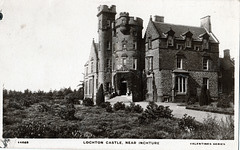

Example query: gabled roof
[151,21,218,43]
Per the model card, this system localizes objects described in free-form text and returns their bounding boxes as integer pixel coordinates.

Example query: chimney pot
[224,49,230,59]
[154,15,164,22]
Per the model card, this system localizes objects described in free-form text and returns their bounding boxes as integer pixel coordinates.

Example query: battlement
[97,5,116,16]
[119,12,129,17]
[115,15,143,27]
[129,17,143,26]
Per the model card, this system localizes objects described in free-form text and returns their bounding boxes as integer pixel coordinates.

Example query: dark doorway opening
[120,77,127,95]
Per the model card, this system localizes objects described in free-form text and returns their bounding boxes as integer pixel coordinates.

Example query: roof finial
[150,15,152,21]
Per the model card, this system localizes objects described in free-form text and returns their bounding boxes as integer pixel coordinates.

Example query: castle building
[84,5,232,103]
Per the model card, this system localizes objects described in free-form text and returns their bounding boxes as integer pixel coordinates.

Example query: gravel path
[107,96,233,123]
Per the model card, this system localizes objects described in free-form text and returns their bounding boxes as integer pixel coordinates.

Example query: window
[122,44,127,49]
[91,62,93,73]
[175,76,187,94]
[148,37,152,49]
[106,82,110,92]
[194,45,200,51]
[89,79,93,95]
[122,58,127,66]
[147,57,153,71]
[167,36,174,46]
[85,81,88,94]
[107,41,111,50]
[203,78,209,89]
[203,58,209,70]
[177,57,183,69]
[219,71,222,78]
[107,20,111,28]
[177,44,184,50]
[219,82,222,93]
[147,77,153,93]
[133,42,137,50]
[133,58,137,70]
[186,37,191,48]
[202,39,209,50]
[107,59,111,68]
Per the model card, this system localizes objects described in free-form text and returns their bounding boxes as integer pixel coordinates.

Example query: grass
[3,97,234,139]
[186,102,234,115]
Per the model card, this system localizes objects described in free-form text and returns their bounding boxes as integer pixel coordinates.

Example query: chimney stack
[154,15,164,22]
[224,49,230,59]
[200,16,211,33]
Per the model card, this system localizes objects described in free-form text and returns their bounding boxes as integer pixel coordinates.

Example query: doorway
[120,78,127,95]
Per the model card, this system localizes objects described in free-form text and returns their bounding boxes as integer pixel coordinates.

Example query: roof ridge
[153,21,204,29]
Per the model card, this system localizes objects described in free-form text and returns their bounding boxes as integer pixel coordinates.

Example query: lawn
[3,97,234,139]
[186,102,234,115]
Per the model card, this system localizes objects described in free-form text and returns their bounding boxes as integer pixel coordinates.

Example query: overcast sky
[0,0,239,92]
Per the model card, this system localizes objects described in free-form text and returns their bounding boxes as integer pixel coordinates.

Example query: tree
[96,84,104,106]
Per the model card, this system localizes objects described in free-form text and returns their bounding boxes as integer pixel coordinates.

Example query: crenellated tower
[97,5,116,92]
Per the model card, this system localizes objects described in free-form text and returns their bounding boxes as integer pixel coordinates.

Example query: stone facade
[84,5,232,103]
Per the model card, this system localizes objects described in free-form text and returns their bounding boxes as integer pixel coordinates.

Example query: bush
[178,114,199,132]
[83,98,94,106]
[59,104,76,120]
[125,102,143,113]
[105,105,113,113]
[113,102,125,111]
[37,102,51,112]
[217,99,231,108]
[8,101,23,110]
[187,96,197,105]
[100,102,111,108]
[96,84,105,106]
[138,102,173,124]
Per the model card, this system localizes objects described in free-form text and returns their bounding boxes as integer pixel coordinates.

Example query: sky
[0,0,239,92]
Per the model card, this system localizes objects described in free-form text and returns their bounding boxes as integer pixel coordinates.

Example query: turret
[97,5,116,91]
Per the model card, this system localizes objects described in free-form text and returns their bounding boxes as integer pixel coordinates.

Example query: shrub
[105,105,113,113]
[37,102,51,112]
[187,96,197,105]
[113,102,125,111]
[96,84,105,106]
[8,101,23,110]
[195,116,234,139]
[125,102,143,113]
[138,102,173,124]
[59,104,76,120]
[100,102,111,108]
[83,98,94,106]
[217,99,231,108]
[178,114,199,132]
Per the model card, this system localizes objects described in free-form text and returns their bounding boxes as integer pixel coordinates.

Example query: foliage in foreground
[138,102,173,124]
[3,96,234,139]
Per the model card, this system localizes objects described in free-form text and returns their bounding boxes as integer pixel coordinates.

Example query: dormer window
[182,31,193,48]
[165,29,175,47]
[186,37,191,48]
[167,36,174,47]
[202,38,209,50]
